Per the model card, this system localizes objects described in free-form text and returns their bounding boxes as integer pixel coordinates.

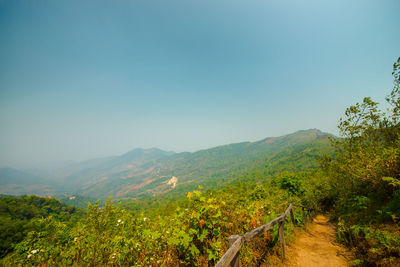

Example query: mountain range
[0,129,334,199]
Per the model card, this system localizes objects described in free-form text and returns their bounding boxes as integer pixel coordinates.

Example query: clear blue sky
[0,0,399,168]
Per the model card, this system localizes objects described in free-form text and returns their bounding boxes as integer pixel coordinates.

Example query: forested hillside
[0,195,80,258]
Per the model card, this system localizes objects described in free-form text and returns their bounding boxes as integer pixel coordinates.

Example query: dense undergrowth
[1,177,311,266]
[0,195,80,258]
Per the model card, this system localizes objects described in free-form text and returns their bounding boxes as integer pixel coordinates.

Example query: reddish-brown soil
[284,215,351,267]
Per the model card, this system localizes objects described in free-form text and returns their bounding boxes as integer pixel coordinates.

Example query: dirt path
[284,215,351,267]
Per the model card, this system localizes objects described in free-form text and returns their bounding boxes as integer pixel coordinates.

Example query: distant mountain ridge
[0,129,333,199]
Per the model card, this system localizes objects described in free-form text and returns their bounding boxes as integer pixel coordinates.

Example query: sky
[0,0,399,169]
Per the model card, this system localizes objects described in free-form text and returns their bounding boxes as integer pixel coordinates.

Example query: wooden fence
[215,203,314,267]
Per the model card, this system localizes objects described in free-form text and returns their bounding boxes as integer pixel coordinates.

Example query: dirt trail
[284,215,351,267]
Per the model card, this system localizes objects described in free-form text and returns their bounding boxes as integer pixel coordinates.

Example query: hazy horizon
[1,0,399,169]
[2,128,327,170]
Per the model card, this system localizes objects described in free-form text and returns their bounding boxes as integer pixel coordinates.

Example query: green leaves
[382,176,400,188]
[338,96,382,145]
[189,244,200,256]
[2,180,307,266]
[0,195,79,258]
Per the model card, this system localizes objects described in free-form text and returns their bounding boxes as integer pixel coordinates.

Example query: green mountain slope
[72,129,333,199]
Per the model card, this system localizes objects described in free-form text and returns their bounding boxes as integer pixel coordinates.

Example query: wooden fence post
[228,235,241,267]
[290,209,296,226]
[215,204,314,267]
[278,221,285,261]
[302,207,307,225]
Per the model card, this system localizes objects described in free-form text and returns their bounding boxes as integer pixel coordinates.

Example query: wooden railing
[215,203,314,267]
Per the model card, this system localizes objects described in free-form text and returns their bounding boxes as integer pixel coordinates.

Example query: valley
[0,129,333,200]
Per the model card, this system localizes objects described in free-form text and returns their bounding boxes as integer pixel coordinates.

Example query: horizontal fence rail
[215,203,314,267]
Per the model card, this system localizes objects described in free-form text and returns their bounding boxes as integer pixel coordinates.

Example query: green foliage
[0,195,79,258]
[1,180,307,266]
[58,195,104,209]
[272,171,307,196]
[306,57,400,266]
[336,221,400,266]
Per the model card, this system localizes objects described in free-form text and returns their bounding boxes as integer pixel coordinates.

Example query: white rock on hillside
[167,176,178,188]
